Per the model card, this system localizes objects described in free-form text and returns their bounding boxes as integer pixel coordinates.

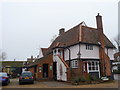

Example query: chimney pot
[97,13,100,16]
[59,28,65,35]
[31,56,33,59]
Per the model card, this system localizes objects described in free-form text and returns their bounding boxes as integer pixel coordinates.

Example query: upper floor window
[86,44,93,50]
[54,49,57,55]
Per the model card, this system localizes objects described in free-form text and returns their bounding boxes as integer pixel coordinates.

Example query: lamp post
[77,51,82,76]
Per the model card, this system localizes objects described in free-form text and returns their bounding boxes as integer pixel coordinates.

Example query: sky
[0,0,119,61]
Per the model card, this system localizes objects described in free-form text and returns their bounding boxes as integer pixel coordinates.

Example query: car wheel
[31,81,34,84]
[6,81,9,85]
[8,80,10,83]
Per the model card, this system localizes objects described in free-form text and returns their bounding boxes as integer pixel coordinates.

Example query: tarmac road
[2,78,119,88]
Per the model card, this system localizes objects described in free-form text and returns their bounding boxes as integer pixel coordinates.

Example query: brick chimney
[96,13,112,77]
[96,13,105,76]
[59,28,65,35]
[96,13,103,32]
[31,56,33,60]
[96,13,105,49]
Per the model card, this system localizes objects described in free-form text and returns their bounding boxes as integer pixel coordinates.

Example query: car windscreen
[21,72,32,76]
[0,73,7,77]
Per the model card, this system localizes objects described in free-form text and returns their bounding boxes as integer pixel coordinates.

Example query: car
[19,71,34,85]
[0,72,10,85]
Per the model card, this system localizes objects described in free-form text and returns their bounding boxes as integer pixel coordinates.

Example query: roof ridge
[82,25,97,30]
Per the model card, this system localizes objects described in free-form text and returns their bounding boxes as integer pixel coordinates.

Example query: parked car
[19,71,34,85]
[0,72,10,85]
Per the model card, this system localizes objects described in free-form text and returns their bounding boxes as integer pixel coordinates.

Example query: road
[1,78,119,88]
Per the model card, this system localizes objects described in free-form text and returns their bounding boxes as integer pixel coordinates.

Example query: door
[43,64,48,78]
[34,66,37,79]
[53,62,57,80]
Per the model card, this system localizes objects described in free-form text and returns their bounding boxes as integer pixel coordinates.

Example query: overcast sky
[0,0,119,61]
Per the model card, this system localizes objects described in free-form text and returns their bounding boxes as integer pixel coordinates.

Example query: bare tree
[0,52,7,61]
[50,34,57,43]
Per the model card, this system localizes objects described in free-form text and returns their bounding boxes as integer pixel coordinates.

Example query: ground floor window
[88,61,99,72]
[71,60,78,68]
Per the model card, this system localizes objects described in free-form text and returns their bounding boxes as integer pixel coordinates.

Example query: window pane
[86,44,87,49]
[96,62,98,65]
[92,62,94,65]
[75,61,78,67]
[88,62,91,66]
[89,67,91,70]
[92,66,95,70]
[96,67,98,70]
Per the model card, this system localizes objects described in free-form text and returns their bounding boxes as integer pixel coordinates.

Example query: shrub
[90,75,100,81]
[72,74,101,84]
[73,77,80,84]
[85,74,91,83]
[80,76,86,82]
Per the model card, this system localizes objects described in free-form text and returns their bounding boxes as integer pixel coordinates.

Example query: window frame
[86,44,93,50]
[71,60,78,68]
[88,61,99,72]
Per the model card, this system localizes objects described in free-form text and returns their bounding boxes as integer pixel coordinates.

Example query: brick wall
[37,54,53,80]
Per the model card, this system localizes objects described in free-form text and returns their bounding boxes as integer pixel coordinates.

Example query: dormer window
[86,44,93,50]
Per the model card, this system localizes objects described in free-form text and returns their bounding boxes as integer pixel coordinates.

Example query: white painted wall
[39,48,43,58]
[105,48,115,60]
[64,44,79,60]
[80,44,99,59]
[53,55,67,81]
[64,44,100,60]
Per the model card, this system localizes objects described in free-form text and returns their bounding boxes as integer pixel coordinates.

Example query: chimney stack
[31,56,33,59]
[96,13,104,48]
[96,13,103,33]
[59,28,65,35]
[96,13,105,77]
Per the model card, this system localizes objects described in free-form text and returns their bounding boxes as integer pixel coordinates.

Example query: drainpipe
[67,48,71,68]
[77,43,82,76]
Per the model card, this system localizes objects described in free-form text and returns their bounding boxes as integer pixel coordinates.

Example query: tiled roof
[1,61,24,67]
[41,48,48,56]
[25,53,53,67]
[46,23,115,54]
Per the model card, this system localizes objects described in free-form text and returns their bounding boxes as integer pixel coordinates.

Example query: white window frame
[87,61,99,72]
[71,60,78,68]
[86,44,93,50]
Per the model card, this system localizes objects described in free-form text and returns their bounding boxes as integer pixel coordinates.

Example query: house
[25,13,116,81]
[112,48,120,72]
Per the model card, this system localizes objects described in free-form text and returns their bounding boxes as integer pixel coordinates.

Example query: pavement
[1,78,119,88]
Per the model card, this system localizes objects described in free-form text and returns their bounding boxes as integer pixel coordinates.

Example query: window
[86,44,93,50]
[71,60,78,68]
[53,50,57,56]
[88,61,99,72]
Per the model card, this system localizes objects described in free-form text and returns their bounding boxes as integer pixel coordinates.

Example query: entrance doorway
[43,64,48,78]
[53,62,57,80]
